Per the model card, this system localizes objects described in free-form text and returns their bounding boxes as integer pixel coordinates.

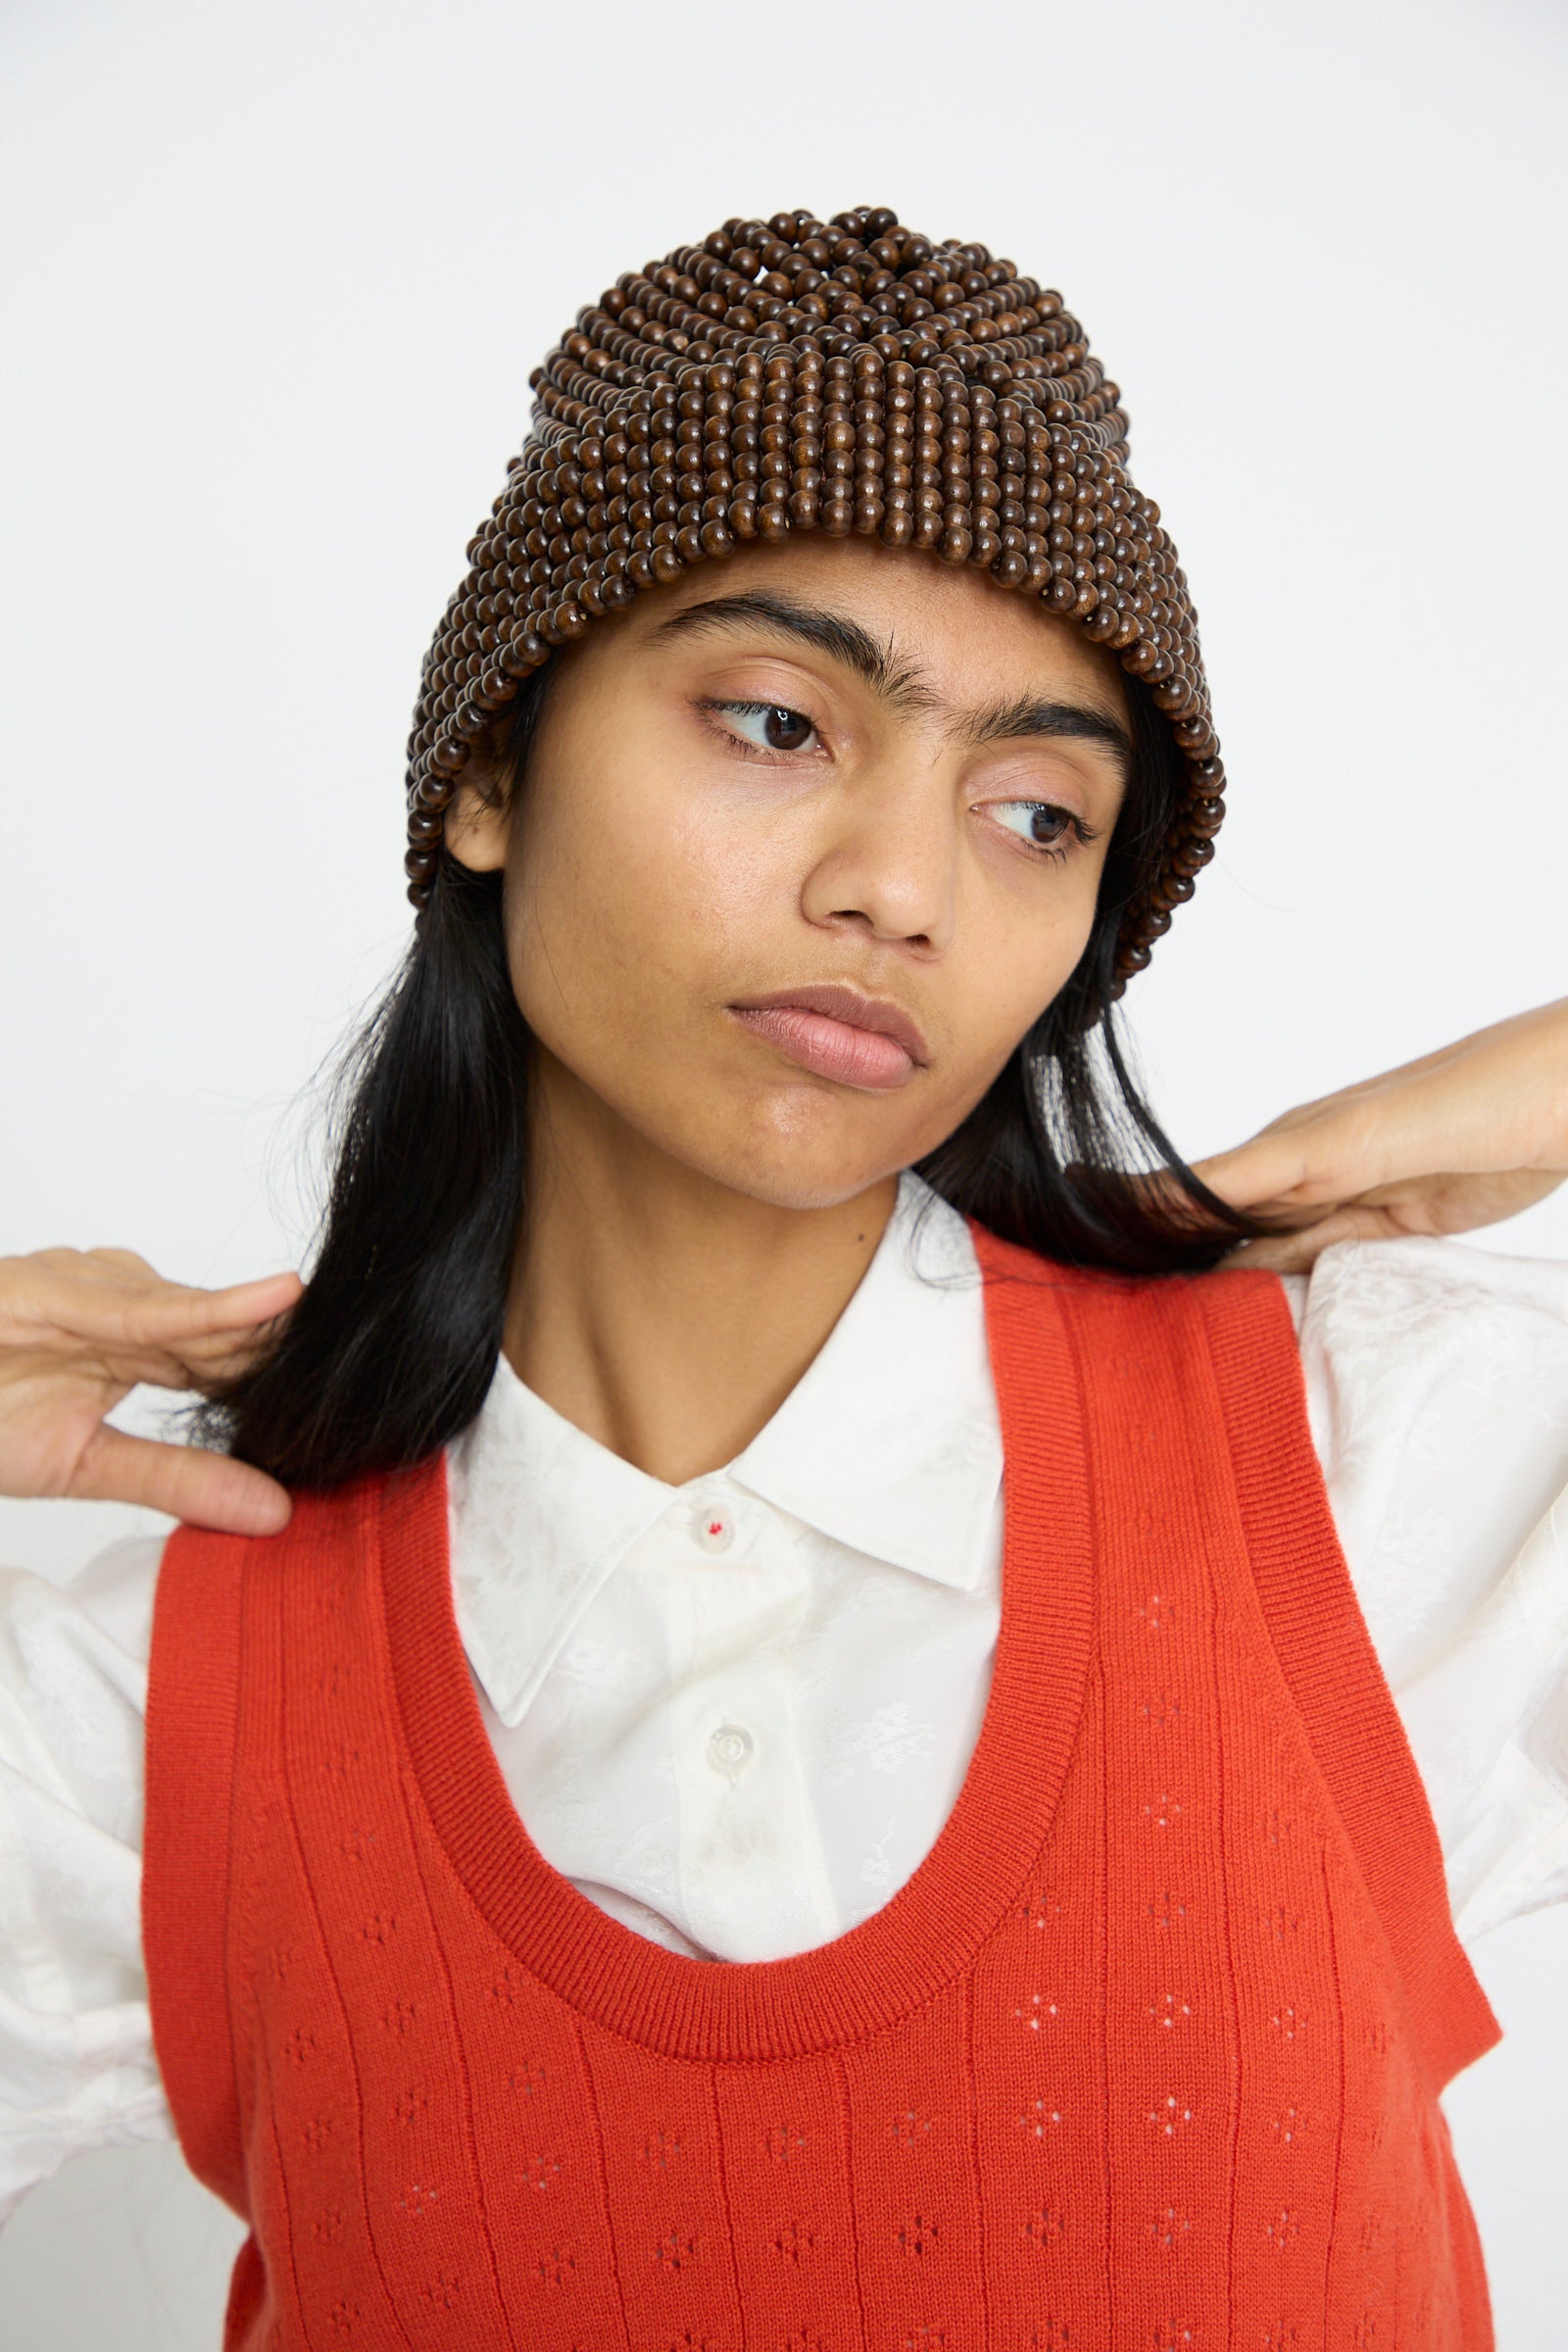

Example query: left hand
[1190,998,1568,1273]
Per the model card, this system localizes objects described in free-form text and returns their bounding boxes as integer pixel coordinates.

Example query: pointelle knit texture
[142,1223,1501,2348]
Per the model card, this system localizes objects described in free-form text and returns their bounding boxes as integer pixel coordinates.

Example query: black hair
[202,660,1255,1488]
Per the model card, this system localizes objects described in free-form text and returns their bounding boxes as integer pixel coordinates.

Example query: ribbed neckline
[378,1219,1095,2064]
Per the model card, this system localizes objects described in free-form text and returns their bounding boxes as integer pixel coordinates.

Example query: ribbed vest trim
[378,1219,1098,2062]
[1194,1270,1502,2094]
[142,1509,249,2218]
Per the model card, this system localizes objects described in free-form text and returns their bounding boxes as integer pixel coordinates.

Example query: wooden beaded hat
[405,205,1224,984]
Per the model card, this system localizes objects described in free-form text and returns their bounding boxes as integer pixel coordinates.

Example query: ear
[443,732,513,872]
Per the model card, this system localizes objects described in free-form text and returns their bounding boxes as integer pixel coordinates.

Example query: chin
[731,1166,895,1213]
[666,1114,909,1214]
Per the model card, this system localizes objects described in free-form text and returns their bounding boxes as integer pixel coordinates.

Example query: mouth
[725,984,931,1094]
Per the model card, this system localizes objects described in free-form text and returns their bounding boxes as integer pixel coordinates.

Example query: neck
[503,1051,899,1485]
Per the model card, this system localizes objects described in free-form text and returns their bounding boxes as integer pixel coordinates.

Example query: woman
[2,205,1565,2347]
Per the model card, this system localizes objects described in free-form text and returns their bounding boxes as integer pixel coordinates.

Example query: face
[448,534,1131,1211]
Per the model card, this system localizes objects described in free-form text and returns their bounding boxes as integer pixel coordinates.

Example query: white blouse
[2,1171,1567,2226]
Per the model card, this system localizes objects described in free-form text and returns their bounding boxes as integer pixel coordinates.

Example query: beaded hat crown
[405,205,1224,982]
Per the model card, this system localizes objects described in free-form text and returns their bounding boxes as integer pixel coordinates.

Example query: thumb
[71,1424,293,1536]
[1188,1133,1324,1214]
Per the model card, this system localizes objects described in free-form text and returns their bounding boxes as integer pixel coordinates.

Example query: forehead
[631,533,1130,724]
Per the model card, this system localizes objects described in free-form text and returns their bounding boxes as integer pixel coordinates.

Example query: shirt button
[707,1723,755,1782]
[694,1501,735,1555]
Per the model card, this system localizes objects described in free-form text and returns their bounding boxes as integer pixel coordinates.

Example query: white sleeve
[1288,1237,1568,1945]
[0,1535,173,2227]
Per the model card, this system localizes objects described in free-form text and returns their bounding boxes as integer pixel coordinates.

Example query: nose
[797,753,957,955]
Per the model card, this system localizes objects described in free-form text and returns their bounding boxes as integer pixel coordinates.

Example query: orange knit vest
[143,1224,1502,2349]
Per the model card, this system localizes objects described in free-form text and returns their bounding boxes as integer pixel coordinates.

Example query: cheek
[951,858,1103,1058]
[499,741,787,1064]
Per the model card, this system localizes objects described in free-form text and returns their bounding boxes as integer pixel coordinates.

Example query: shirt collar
[722,1172,1001,1586]
[448,1170,1002,1729]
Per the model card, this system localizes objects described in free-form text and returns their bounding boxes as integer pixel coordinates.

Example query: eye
[987,800,1095,858]
[708,700,820,757]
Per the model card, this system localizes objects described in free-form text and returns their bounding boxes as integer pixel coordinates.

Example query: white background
[1,0,1565,2341]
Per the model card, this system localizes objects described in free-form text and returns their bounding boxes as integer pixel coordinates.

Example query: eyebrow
[651,589,1134,778]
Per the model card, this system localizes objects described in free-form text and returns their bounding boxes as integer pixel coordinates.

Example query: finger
[108,1303,305,1396]
[82,1248,161,1276]
[165,1302,306,1386]
[1217,1235,1327,1274]
[12,1266,305,1355]
[175,1332,297,1388]
[1189,1134,1330,1212]
[1216,1205,1410,1274]
[109,1269,306,1343]
[1115,1164,1275,1229]
[69,1424,293,1535]
[1324,1167,1568,1233]
[1,1323,293,1404]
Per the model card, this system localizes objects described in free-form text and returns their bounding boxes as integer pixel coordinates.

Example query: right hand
[0,1248,305,1534]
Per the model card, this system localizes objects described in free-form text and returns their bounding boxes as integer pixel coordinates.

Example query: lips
[726,984,931,1093]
